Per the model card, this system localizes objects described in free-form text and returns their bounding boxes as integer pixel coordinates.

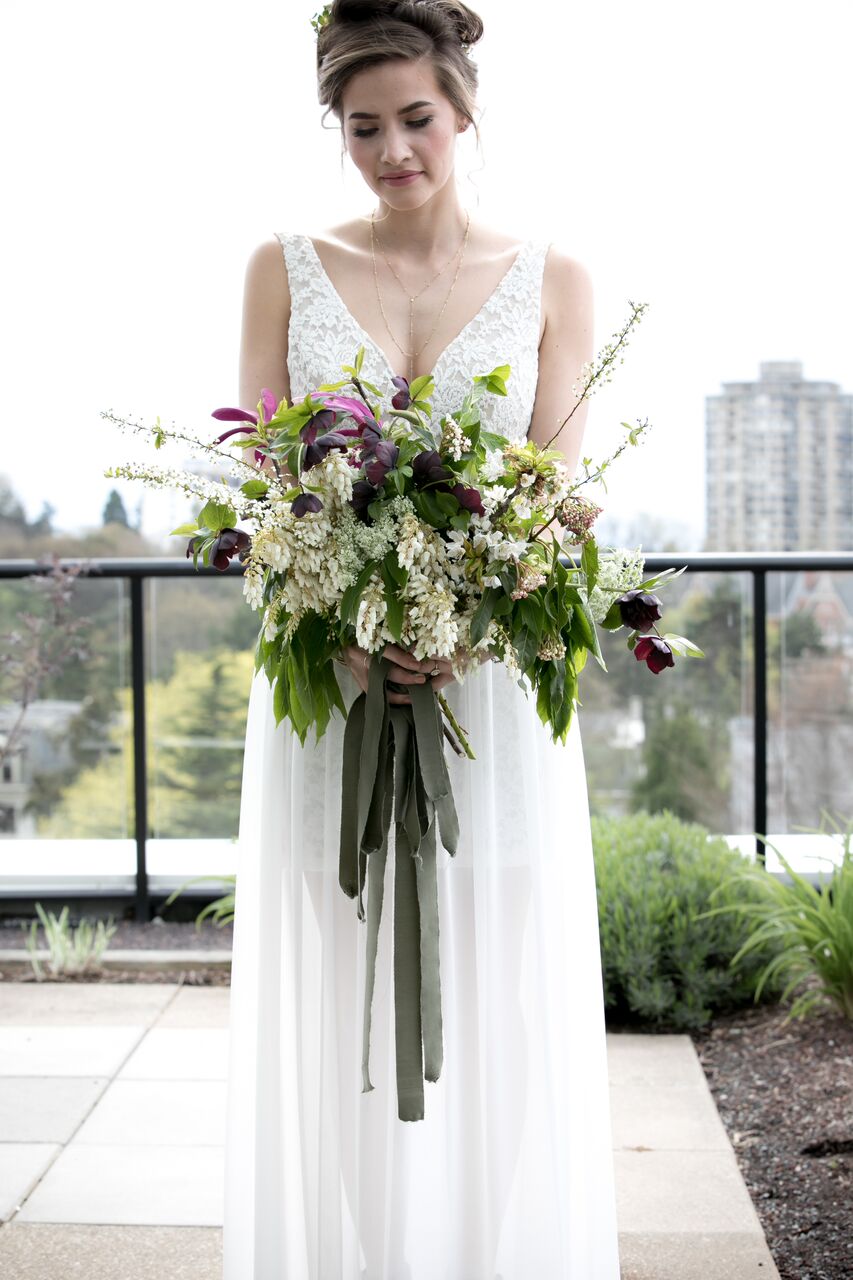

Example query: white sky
[2,0,851,548]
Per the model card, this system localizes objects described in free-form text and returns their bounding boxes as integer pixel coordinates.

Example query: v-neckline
[300,234,531,384]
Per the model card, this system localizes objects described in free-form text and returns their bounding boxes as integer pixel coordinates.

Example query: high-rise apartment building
[705,361,853,551]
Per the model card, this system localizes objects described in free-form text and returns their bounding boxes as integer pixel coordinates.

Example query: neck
[369,183,470,262]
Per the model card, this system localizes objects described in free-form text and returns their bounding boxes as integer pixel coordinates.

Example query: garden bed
[691,991,853,1280]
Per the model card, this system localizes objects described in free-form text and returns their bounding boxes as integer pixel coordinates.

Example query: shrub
[592,810,786,1030]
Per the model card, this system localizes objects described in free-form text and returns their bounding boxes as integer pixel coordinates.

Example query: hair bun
[325,0,483,50]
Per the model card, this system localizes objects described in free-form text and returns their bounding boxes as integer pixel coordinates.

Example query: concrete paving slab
[115,1028,229,1081]
[614,1149,768,1235]
[154,986,230,1028]
[72,1080,226,1147]
[0,1026,147,1077]
[0,1076,109,1143]
[16,1144,224,1226]
[606,1032,708,1087]
[0,982,179,1025]
[0,1143,62,1223]
[610,1080,732,1151]
[619,1230,781,1279]
[0,1222,223,1278]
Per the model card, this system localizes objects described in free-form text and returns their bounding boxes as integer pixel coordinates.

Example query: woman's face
[341,57,466,207]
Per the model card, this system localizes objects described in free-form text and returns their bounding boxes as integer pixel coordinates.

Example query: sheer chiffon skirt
[223,658,621,1280]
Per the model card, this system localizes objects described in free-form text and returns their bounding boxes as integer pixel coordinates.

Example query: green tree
[102,488,130,528]
[39,648,256,839]
[631,700,729,829]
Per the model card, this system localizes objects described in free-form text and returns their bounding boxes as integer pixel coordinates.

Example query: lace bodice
[275,232,551,444]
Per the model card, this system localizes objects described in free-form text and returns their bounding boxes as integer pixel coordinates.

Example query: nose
[380,123,414,167]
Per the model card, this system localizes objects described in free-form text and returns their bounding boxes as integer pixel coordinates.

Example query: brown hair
[316,0,485,144]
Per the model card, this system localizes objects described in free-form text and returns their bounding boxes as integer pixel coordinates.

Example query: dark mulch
[690,988,853,1280]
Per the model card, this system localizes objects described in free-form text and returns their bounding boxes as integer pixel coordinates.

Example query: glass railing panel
[0,571,133,840]
[579,570,753,836]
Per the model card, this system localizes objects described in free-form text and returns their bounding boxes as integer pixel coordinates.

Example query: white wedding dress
[223,232,622,1279]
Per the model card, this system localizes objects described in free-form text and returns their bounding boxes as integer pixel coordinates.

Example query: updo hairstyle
[317,0,485,144]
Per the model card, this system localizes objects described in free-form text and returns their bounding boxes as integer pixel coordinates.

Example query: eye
[351,116,434,139]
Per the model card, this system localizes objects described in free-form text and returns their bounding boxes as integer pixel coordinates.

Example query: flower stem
[437,692,476,760]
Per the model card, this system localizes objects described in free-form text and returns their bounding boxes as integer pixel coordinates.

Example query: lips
[380,171,422,185]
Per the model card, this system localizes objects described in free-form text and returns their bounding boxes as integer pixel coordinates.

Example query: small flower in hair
[310,3,333,36]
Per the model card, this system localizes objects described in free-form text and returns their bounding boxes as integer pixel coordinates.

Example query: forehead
[342,57,445,116]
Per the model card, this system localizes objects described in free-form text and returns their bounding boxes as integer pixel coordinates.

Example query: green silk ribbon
[339,649,459,1121]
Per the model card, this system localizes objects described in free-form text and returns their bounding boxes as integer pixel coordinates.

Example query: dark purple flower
[411,449,453,491]
[209,528,251,571]
[364,439,400,487]
[634,636,675,674]
[291,492,324,518]
[618,590,663,634]
[451,482,485,516]
[349,479,379,522]
[300,411,351,470]
[390,376,411,410]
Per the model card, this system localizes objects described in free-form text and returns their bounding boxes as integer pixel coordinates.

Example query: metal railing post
[752,570,768,868]
[129,576,150,920]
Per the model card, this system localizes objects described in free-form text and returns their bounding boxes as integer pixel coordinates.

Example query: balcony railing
[2,552,852,920]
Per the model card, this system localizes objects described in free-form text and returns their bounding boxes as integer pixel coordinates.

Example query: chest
[279,232,549,444]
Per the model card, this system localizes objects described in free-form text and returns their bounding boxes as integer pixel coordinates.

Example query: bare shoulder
[542,241,594,304]
[244,234,291,303]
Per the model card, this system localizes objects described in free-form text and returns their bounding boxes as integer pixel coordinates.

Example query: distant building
[705,361,853,551]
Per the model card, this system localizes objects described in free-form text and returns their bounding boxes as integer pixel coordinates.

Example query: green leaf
[240,478,269,499]
[409,374,434,401]
[170,522,199,536]
[581,538,599,594]
[355,345,366,374]
[663,633,706,658]
[340,559,380,628]
[600,599,625,631]
[470,587,500,646]
[197,499,237,532]
[514,625,539,673]
[380,560,404,642]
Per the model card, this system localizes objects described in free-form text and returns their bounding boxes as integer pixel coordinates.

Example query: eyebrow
[347,100,435,120]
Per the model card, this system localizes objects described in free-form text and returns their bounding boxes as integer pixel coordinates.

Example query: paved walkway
[0,979,780,1279]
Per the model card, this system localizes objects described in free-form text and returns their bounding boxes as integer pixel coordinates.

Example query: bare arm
[526,245,595,548]
[238,236,294,478]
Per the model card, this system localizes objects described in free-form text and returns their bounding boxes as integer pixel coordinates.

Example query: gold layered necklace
[370,210,471,382]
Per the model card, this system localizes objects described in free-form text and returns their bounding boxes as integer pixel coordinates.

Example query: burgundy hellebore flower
[291,492,324,518]
[411,449,453,491]
[207,528,251,572]
[299,410,351,471]
[364,439,400,487]
[390,376,411,410]
[211,388,277,465]
[349,478,379,522]
[634,636,675,674]
[617,590,664,634]
[450,482,486,516]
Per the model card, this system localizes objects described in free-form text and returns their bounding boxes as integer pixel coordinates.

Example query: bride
[223,1,621,1277]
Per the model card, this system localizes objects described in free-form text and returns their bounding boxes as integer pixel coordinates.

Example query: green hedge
[592,810,786,1030]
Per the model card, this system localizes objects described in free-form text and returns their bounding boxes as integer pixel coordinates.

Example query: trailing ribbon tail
[338,650,461,1120]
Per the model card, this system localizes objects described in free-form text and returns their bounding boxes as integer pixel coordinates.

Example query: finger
[389,666,428,685]
[384,643,433,673]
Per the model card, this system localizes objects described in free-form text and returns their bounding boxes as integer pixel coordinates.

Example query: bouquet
[105,300,702,1120]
